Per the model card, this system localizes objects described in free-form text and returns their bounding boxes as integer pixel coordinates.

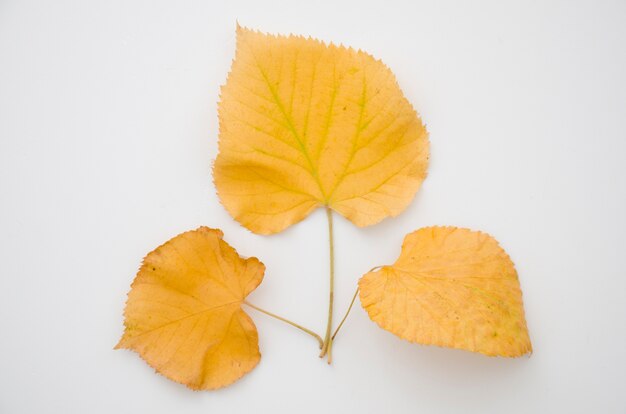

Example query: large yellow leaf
[359,227,531,357]
[116,227,265,390]
[214,27,429,234]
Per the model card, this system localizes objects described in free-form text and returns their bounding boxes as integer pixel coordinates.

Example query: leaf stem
[244,301,323,348]
[331,266,382,342]
[331,287,359,340]
[319,206,335,361]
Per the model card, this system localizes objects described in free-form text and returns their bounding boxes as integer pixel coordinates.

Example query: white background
[1,0,625,413]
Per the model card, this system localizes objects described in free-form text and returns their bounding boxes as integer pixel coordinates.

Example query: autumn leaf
[115,227,265,390]
[359,227,532,357]
[214,26,429,235]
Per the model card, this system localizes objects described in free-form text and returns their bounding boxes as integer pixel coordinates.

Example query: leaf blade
[214,27,429,234]
[359,226,532,357]
[116,227,265,390]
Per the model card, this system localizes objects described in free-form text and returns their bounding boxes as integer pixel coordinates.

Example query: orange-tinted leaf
[116,227,265,390]
[359,227,531,357]
[214,26,429,234]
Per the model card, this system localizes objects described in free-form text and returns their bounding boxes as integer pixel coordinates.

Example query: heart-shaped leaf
[359,227,531,357]
[116,227,265,390]
[214,27,429,234]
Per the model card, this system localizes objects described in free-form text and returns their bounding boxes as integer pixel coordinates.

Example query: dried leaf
[359,227,531,357]
[214,27,429,234]
[116,227,265,390]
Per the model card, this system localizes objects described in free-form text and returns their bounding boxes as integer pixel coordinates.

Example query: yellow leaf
[359,227,532,357]
[115,227,265,390]
[214,27,429,234]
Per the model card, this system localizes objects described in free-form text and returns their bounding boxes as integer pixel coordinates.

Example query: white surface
[1,0,625,413]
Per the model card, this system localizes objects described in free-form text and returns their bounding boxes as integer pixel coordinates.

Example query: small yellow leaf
[214,27,429,234]
[359,227,531,357]
[116,227,265,390]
